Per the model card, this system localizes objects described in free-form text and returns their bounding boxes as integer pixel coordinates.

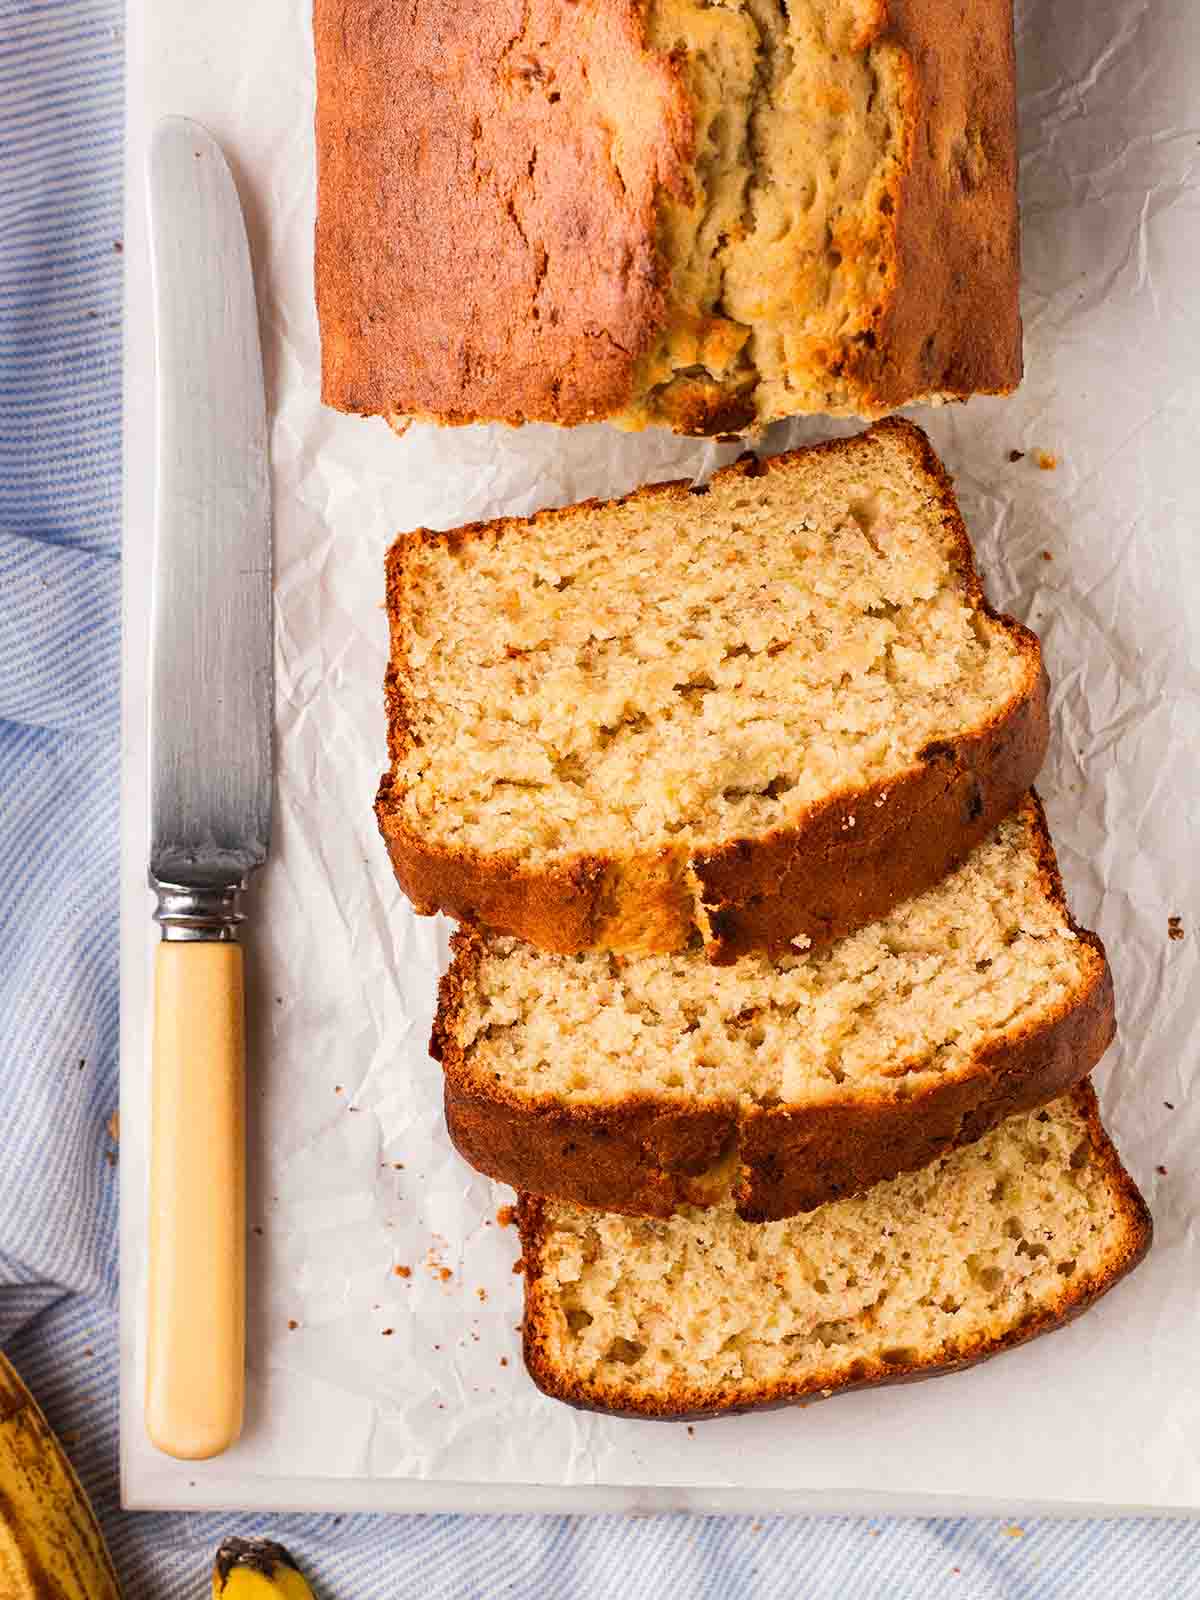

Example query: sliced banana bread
[378,420,1048,962]
[518,1083,1151,1419]
[435,798,1114,1219]
[316,0,1020,432]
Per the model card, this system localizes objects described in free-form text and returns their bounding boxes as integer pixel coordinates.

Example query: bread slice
[435,798,1115,1220]
[377,420,1048,962]
[518,1083,1151,1419]
[315,0,1020,433]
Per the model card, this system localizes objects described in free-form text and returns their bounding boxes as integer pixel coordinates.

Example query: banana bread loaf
[377,419,1047,961]
[315,0,1021,434]
[518,1083,1151,1418]
[436,798,1115,1218]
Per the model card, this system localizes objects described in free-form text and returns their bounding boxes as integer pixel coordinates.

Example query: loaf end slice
[519,1083,1151,1419]
[436,796,1114,1218]
[315,0,1019,431]
[379,418,1047,961]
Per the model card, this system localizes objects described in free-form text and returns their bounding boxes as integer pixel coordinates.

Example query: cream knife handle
[146,940,246,1460]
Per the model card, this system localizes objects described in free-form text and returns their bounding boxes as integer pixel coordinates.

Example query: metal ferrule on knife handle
[151,878,246,942]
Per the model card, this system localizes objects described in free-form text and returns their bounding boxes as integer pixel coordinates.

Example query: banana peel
[0,1347,122,1599]
[0,1344,320,1600]
[214,1537,317,1599]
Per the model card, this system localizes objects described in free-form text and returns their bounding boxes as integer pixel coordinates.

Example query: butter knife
[144,117,272,1461]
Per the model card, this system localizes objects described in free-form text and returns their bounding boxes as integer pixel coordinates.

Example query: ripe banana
[214,1537,317,1599]
[0,1347,121,1599]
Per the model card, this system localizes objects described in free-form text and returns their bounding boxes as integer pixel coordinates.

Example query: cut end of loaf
[519,1085,1151,1419]
[316,0,1019,432]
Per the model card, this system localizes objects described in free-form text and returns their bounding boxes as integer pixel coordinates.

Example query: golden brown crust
[692,682,1047,963]
[516,1081,1153,1419]
[314,0,693,426]
[376,419,1048,961]
[836,0,1023,413]
[435,794,1117,1219]
[314,2,1019,431]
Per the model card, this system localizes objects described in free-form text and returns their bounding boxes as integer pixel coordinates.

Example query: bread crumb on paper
[1034,450,1057,471]
[1004,1524,1025,1539]
[395,1265,411,1278]
[1168,915,1184,941]
[496,1205,517,1229]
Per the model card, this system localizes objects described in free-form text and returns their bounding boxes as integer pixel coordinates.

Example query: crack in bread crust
[316,0,1020,432]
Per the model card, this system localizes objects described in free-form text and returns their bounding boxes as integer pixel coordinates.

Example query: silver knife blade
[147,117,271,891]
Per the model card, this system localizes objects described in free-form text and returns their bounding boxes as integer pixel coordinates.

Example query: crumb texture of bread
[519,1086,1151,1417]
[449,809,1097,1104]
[315,0,1020,432]
[437,798,1116,1216]
[379,421,1046,956]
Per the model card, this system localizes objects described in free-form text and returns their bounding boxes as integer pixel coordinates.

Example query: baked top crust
[314,0,1021,432]
[315,0,692,426]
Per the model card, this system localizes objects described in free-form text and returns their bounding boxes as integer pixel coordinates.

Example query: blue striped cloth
[2,2,1199,1594]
